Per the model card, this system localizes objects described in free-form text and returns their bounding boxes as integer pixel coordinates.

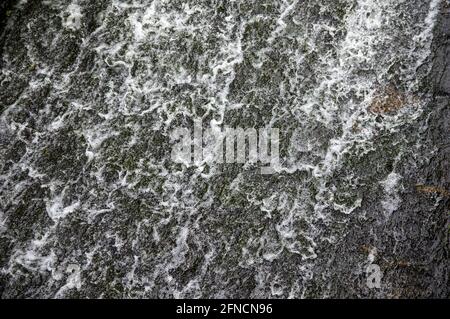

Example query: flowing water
[0,0,448,298]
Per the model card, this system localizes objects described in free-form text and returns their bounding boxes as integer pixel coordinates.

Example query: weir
[0,0,448,298]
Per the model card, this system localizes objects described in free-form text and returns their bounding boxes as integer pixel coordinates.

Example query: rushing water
[0,0,447,298]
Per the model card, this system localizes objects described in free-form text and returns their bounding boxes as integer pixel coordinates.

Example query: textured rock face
[0,1,448,298]
[434,4,450,96]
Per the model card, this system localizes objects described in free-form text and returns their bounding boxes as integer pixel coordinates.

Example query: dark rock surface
[0,0,448,298]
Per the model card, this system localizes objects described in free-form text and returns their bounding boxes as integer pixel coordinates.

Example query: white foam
[380,172,402,217]
[62,4,83,31]
[46,192,80,221]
